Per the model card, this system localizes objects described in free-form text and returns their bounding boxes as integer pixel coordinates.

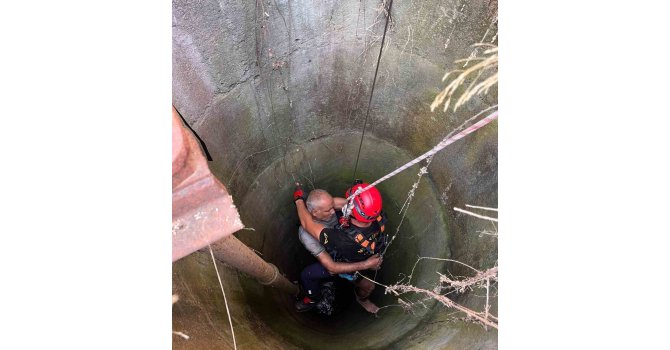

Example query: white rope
[346,111,498,201]
[208,245,237,350]
[172,331,190,340]
[465,204,498,212]
[454,207,498,222]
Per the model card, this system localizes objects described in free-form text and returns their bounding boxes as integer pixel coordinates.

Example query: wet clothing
[298,214,338,257]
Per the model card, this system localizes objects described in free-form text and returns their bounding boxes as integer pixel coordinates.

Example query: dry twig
[385,283,497,329]
[372,203,499,330]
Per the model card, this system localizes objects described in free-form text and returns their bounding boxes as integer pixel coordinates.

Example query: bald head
[306,189,331,211]
[306,189,335,221]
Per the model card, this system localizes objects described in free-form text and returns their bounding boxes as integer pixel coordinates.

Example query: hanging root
[373,206,499,330]
[382,156,433,258]
[437,266,498,294]
[385,282,498,330]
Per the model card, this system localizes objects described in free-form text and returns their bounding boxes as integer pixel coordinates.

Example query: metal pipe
[172,106,297,295]
[172,107,244,261]
[211,235,298,295]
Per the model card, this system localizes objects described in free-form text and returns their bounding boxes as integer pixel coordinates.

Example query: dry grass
[430,44,498,113]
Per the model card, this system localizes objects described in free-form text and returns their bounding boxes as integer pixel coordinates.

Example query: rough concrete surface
[173,0,498,348]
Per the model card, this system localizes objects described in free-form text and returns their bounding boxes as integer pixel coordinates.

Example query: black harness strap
[340,213,388,256]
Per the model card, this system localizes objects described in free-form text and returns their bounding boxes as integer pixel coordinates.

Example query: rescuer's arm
[316,252,382,275]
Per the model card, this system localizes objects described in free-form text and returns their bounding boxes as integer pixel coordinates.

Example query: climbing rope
[352,0,395,182]
[346,110,498,202]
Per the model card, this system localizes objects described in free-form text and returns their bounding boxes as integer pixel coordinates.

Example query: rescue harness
[336,212,388,257]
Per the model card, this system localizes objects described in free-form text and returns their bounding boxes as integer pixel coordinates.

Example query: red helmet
[346,183,382,223]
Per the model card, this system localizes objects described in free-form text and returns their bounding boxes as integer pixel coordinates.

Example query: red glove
[338,215,350,227]
[293,184,306,202]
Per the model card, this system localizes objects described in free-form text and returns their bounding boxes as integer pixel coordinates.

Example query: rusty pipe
[211,235,299,295]
[173,106,296,294]
[172,107,244,261]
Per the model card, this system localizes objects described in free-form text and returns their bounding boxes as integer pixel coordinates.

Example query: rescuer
[293,181,388,313]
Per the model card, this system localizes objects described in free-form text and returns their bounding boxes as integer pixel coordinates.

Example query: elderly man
[294,183,387,313]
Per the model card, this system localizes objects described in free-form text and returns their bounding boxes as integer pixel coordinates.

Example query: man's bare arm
[316,252,382,275]
[295,199,325,240]
[333,197,347,210]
